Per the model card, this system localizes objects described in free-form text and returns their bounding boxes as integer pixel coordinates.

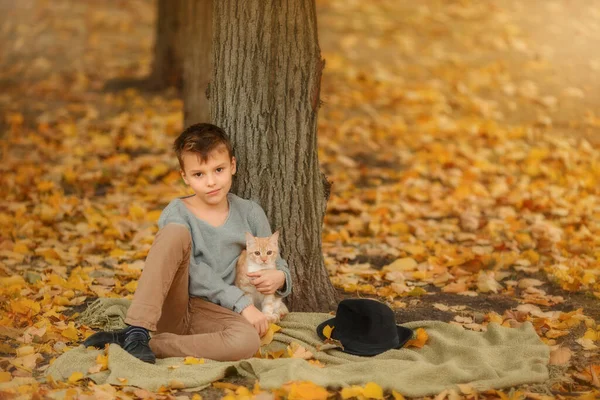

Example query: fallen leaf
[323,324,334,339]
[549,347,572,365]
[260,323,281,346]
[68,371,84,383]
[405,328,428,348]
[184,356,205,365]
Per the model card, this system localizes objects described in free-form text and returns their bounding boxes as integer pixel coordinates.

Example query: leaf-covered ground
[1,0,600,399]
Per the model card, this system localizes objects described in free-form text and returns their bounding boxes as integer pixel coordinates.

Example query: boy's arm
[249,203,293,297]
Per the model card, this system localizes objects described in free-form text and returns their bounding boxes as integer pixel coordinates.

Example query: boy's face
[180,146,236,209]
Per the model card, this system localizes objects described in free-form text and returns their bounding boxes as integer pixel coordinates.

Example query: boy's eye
[194,173,203,177]
[254,251,261,256]
[267,251,273,255]
[216,167,224,173]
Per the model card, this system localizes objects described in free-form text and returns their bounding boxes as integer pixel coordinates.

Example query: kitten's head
[245,231,279,267]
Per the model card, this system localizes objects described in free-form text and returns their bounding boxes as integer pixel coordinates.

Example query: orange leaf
[549,347,572,366]
[405,328,428,348]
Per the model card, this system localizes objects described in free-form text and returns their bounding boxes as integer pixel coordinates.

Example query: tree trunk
[209,0,337,312]
[150,0,185,89]
[182,0,212,126]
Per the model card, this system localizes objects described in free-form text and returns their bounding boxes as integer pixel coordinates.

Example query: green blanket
[46,299,549,397]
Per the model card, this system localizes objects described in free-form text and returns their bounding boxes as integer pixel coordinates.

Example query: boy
[83,123,292,363]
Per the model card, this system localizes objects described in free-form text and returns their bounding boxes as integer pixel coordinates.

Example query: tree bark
[150,0,185,89]
[182,0,212,125]
[210,0,337,312]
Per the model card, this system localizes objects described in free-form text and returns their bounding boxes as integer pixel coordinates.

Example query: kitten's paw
[265,313,279,323]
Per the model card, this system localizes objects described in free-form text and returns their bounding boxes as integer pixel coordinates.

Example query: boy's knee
[225,325,260,360]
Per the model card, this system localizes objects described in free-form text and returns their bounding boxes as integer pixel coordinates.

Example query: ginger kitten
[235,232,288,323]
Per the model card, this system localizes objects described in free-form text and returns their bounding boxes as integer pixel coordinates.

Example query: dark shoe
[122,330,156,364]
[84,326,156,364]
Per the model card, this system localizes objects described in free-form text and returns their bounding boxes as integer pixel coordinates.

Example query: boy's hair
[173,123,234,169]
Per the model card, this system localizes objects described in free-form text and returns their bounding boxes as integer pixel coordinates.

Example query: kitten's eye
[254,251,260,256]
[267,251,273,255]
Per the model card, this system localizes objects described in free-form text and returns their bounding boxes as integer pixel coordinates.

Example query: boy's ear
[180,169,189,185]
[231,156,237,175]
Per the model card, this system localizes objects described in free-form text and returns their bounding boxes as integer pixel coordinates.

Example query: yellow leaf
[124,280,138,293]
[236,387,251,396]
[382,257,418,272]
[68,371,84,383]
[308,359,325,368]
[184,356,205,365]
[323,325,334,339]
[117,377,128,384]
[341,386,364,399]
[406,328,428,348]
[129,204,146,221]
[284,381,331,400]
[169,379,185,389]
[583,329,598,341]
[192,394,203,400]
[392,390,406,400]
[10,298,41,315]
[0,275,26,287]
[0,371,12,383]
[412,271,427,280]
[12,242,30,255]
[16,346,35,357]
[260,323,281,346]
[96,354,108,369]
[61,323,80,341]
[363,382,384,399]
[405,287,427,297]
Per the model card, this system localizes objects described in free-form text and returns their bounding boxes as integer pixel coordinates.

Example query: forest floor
[1,0,599,399]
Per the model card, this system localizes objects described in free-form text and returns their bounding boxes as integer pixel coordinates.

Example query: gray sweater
[158,193,292,313]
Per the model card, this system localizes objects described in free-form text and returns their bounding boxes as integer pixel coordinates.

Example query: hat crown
[335,299,399,348]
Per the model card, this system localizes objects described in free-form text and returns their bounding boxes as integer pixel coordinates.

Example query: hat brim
[316,318,414,357]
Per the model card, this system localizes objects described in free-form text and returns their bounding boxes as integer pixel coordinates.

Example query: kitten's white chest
[247,261,266,274]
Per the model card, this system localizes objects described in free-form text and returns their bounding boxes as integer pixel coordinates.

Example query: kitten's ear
[270,231,280,244]
[245,232,256,246]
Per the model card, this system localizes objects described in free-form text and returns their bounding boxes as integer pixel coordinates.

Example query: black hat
[316,298,413,356]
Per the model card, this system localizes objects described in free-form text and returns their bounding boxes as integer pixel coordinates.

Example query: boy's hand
[247,270,285,295]
[241,305,269,337]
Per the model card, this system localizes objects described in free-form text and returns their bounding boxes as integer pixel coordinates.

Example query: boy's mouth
[206,189,220,195]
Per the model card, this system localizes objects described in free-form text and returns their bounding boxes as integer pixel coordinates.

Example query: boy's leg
[83,224,191,363]
[125,223,192,333]
[150,298,260,361]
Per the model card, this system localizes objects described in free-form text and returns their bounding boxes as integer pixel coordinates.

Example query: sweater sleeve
[188,260,253,313]
[158,203,188,229]
[249,202,293,298]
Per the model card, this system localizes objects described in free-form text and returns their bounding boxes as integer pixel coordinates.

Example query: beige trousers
[124,224,260,361]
